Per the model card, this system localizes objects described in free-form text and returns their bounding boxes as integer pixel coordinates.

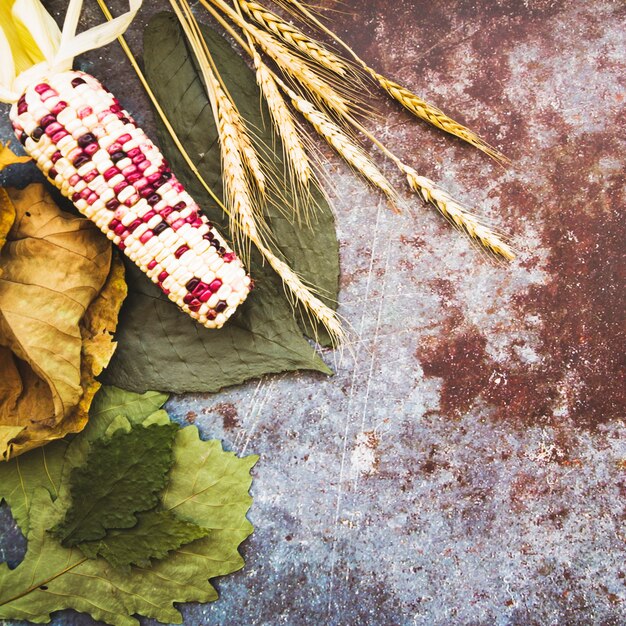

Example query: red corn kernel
[207,310,217,321]
[48,168,58,179]
[127,147,142,158]
[103,167,120,181]
[192,283,207,297]
[107,143,123,154]
[132,154,146,165]
[171,218,185,230]
[51,151,62,163]
[69,174,80,186]
[160,206,173,218]
[105,199,120,211]
[158,271,168,282]
[185,211,198,223]
[108,219,120,229]
[174,182,185,192]
[124,194,139,207]
[113,181,128,195]
[161,288,170,295]
[120,231,130,240]
[147,194,160,206]
[192,218,203,228]
[183,294,194,305]
[139,186,154,198]
[110,103,122,113]
[199,291,212,303]
[134,177,149,190]
[127,173,141,184]
[137,160,151,172]
[17,103,28,115]
[114,223,126,235]
[147,260,157,270]
[174,245,189,259]
[118,242,126,251]
[78,106,93,119]
[84,143,99,156]
[142,210,156,222]
[128,219,142,232]
[34,83,49,94]
[73,154,89,168]
[174,201,186,211]
[51,131,68,143]
[117,133,131,144]
[209,279,222,293]
[44,122,62,136]
[146,172,161,183]
[84,170,98,183]
[122,165,137,176]
[189,303,201,312]
[87,192,98,205]
[51,101,67,115]
[40,114,56,128]
[71,192,81,202]
[223,252,237,263]
[139,231,153,244]
[79,188,91,200]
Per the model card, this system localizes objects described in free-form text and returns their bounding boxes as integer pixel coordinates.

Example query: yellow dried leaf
[0,141,30,170]
[0,184,126,460]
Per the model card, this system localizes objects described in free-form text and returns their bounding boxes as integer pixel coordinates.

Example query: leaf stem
[0,557,87,607]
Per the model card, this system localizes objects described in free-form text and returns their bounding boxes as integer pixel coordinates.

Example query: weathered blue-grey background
[1,0,624,624]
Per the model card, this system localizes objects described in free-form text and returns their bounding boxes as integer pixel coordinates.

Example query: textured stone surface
[0,0,624,625]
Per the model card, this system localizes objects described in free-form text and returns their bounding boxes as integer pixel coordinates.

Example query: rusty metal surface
[0,1,624,624]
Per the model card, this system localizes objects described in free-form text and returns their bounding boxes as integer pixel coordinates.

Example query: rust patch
[212,402,239,429]
[417,130,625,430]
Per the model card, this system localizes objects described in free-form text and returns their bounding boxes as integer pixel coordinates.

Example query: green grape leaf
[0,387,257,626]
[0,387,168,536]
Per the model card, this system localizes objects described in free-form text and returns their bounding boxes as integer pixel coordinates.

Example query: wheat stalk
[402,165,514,260]
[239,0,348,76]
[276,0,506,163]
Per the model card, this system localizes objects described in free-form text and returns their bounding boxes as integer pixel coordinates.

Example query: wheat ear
[277,0,506,163]
[373,73,507,164]
[252,51,313,189]
[285,86,398,206]
[239,0,348,76]
[204,0,350,115]
[402,165,514,260]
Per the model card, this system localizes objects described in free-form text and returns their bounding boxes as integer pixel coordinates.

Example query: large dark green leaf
[103,12,338,393]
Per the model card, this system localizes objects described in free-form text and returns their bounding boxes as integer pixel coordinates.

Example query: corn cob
[9,69,252,329]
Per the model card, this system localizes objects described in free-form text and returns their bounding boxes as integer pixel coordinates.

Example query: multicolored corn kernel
[10,70,251,329]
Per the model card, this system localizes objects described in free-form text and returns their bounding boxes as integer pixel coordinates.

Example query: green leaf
[0,387,168,536]
[0,427,257,625]
[0,439,67,535]
[52,423,179,545]
[78,509,210,569]
[102,12,337,394]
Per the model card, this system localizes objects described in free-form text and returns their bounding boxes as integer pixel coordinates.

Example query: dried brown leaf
[0,184,127,460]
